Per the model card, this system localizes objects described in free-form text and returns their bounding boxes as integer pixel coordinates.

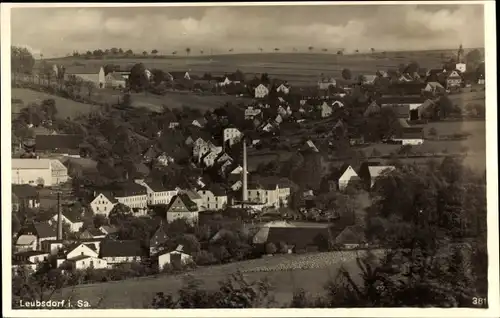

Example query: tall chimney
[242,139,248,203]
[57,192,63,240]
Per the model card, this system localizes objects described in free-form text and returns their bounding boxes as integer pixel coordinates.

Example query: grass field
[45,51,447,86]
[11,88,100,120]
[59,249,383,308]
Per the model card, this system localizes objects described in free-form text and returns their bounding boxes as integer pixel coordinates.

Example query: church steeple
[457,44,464,63]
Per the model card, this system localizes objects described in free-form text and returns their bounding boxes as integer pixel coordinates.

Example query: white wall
[90,193,116,217]
[116,194,147,209]
[12,168,52,186]
[74,257,108,270]
[158,251,193,269]
[166,211,198,224]
[103,256,142,267]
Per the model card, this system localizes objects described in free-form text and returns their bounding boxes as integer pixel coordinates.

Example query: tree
[405,61,420,74]
[437,96,454,119]
[370,48,375,54]
[308,46,314,52]
[11,46,35,74]
[186,48,191,56]
[128,63,149,92]
[341,68,352,80]
[151,49,158,56]
[125,49,134,56]
[172,51,177,56]
[265,242,277,255]
[142,51,148,56]
[466,49,482,65]
[274,48,280,52]
[108,203,132,225]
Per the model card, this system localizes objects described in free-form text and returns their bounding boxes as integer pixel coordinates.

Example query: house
[361,75,377,85]
[65,65,106,88]
[105,72,127,89]
[398,73,413,82]
[216,152,233,165]
[318,77,336,90]
[254,84,270,98]
[275,114,283,125]
[334,225,367,249]
[260,122,275,133]
[197,184,228,211]
[478,74,485,85]
[246,177,292,208]
[169,122,180,129]
[65,242,99,259]
[12,250,49,271]
[135,180,178,206]
[34,134,83,156]
[446,70,463,89]
[276,83,290,94]
[303,140,319,153]
[201,151,219,168]
[78,228,106,239]
[67,255,108,270]
[367,165,396,188]
[157,152,175,166]
[166,194,199,224]
[377,96,426,121]
[150,225,169,256]
[158,245,194,270]
[114,183,148,215]
[252,221,341,253]
[331,100,344,109]
[12,158,68,186]
[455,63,467,73]
[100,240,144,267]
[423,82,445,95]
[15,222,57,252]
[245,106,262,119]
[184,72,191,80]
[12,185,40,211]
[392,127,424,146]
[320,101,333,118]
[50,209,84,232]
[90,192,117,217]
[364,101,381,117]
[183,190,203,209]
[192,118,207,128]
[99,225,118,236]
[223,127,243,147]
[336,164,361,191]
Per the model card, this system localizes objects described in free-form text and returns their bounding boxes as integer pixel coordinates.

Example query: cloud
[10,4,484,57]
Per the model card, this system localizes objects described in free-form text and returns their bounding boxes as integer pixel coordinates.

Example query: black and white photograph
[2,1,499,316]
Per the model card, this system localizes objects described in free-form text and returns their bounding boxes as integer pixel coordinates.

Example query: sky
[10,4,485,58]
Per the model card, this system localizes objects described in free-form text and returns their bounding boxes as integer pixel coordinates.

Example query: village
[11,43,486,290]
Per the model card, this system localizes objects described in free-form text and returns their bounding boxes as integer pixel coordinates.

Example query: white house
[275,114,283,124]
[12,250,49,271]
[193,138,210,158]
[368,166,396,188]
[158,245,193,270]
[276,83,290,94]
[230,165,243,175]
[184,72,191,80]
[12,158,68,186]
[157,153,175,166]
[197,185,228,211]
[135,180,178,206]
[455,63,467,73]
[166,194,199,224]
[90,193,117,217]
[223,128,243,147]
[332,101,344,108]
[254,84,270,98]
[65,66,106,89]
[202,151,219,168]
[114,183,148,215]
[66,242,99,259]
[247,179,291,209]
[68,255,108,270]
[337,165,360,191]
[320,102,333,118]
[216,152,233,165]
[245,106,262,119]
[169,122,180,129]
[261,122,274,133]
[51,210,84,233]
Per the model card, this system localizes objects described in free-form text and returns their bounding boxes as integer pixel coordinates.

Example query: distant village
[11,44,485,279]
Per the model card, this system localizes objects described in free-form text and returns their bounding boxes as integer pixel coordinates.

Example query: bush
[194,250,217,266]
[265,242,277,255]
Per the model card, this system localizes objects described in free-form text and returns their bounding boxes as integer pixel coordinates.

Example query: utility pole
[57,191,63,240]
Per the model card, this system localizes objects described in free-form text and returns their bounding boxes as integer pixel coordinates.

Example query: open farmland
[59,249,384,308]
[130,91,252,112]
[45,51,449,86]
[11,88,100,119]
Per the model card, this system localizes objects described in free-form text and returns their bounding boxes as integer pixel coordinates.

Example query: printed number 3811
[472,297,487,307]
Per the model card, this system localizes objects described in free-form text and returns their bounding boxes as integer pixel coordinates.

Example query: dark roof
[265,226,343,250]
[114,182,147,197]
[100,240,144,257]
[12,184,38,198]
[65,65,103,75]
[387,83,426,95]
[14,250,48,258]
[82,228,105,237]
[100,191,118,203]
[61,208,84,223]
[358,161,381,180]
[334,225,366,245]
[378,96,426,105]
[35,134,83,152]
[206,184,226,196]
[145,181,167,192]
[33,222,57,239]
[100,225,118,234]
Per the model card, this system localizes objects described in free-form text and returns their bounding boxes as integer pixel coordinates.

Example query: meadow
[11,88,100,120]
[59,249,382,308]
